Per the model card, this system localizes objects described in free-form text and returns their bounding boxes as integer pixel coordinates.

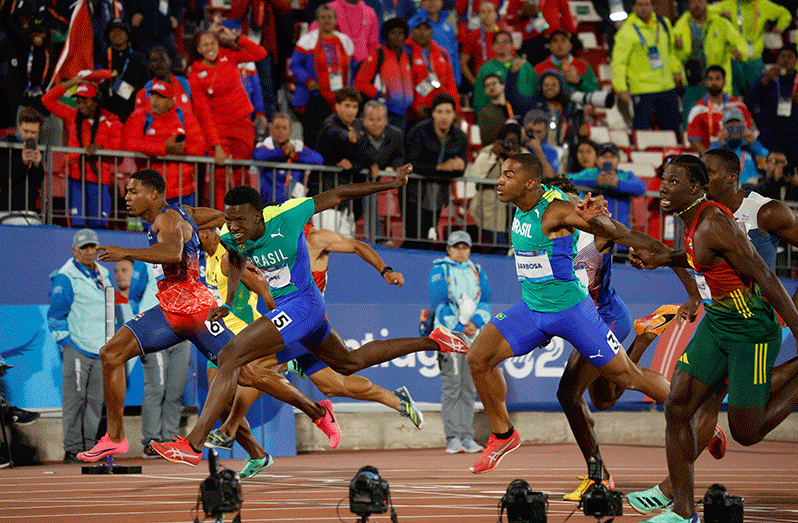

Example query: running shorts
[598,294,632,345]
[491,297,623,367]
[125,305,233,364]
[675,304,781,408]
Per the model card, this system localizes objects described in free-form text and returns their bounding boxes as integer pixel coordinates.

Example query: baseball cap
[73,229,99,248]
[447,230,472,247]
[596,142,620,157]
[74,83,98,98]
[722,107,745,124]
[149,80,175,98]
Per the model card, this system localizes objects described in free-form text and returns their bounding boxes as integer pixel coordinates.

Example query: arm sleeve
[41,84,77,121]
[616,171,647,195]
[232,36,269,64]
[290,49,314,87]
[183,112,207,156]
[568,168,601,189]
[428,264,450,312]
[610,25,633,92]
[122,112,167,156]
[771,1,792,32]
[187,71,222,148]
[47,273,74,346]
[725,18,751,61]
[297,147,324,165]
[353,50,380,99]
[253,145,285,162]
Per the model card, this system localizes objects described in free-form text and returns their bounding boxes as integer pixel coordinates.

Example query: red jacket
[407,40,460,117]
[188,36,267,134]
[122,106,207,199]
[41,85,123,184]
[504,0,577,40]
[134,75,220,150]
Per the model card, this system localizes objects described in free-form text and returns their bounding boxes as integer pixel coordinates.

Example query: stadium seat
[763,32,783,50]
[630,150,666,166]
[577,32,599,50]
[589,126,611,143]
[597,63,613,85]
[634,130,679,151]
[618,162,656,180]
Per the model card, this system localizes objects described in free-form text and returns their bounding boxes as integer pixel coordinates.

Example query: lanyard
[108,47,132,80]
[72,259,105,291]
[632,18,660,48]
[775,73,798,99]
[550,54,572,68]
[505,101,514,119]
[736,0,759,35]
[321,37,342,72]
[421,48,434,72]
[705,94,728,135]
[689,20,707,54]
[26,48,50,90]
[739,150,746,173]
[479,27,488,63]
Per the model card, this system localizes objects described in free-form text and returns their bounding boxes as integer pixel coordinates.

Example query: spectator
[477,73,515,147]
[568,142,646,228]
[686,65,753,154]
[473,30,537,115]
[41,76,123,228]
[361,101,405,170]
[254,112,324,204]
[745,44,798,168]
[469,122,524,250]
[756,150,790,201]
[406,21,460,124]
[361,0,417,28]
[123,80,207,205]
[0,107,45,224]
[708,108,768,187]
[403,93,468,249]
[611,0,682,136]
[429,230,491,454]
[125,0,183,60]
[708,0,792,96]
[459,1,504,94]
[314,0,380,65]
[354,18,414,132]
[672,0,748,128]
[102,18,149,122]
[535,30,600,94]
[314,87,379,237]
[409,0,461,86]
[521,109,559,177]
[48,229,110,463]
[571,138,598,173]
[291,5,356,152]
[455,0,498,36]
[503,0,577,67]
[188,20,268,209]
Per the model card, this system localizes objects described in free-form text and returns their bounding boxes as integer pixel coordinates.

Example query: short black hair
[431,93,457,111]
[334,86,362,104]
[670,154,709,186]
[703,148,740,177]
[132,168,166,194]
[705,65,726,78]
[492,29,512,44]
[484,73,504,86]
[17,106,44,128]
[542,175,578,194]
[508,152,543,181]
[224,185,263,213]
[497,121,522,141]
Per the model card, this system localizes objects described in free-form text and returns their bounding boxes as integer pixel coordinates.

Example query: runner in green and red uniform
[582,154,798,523]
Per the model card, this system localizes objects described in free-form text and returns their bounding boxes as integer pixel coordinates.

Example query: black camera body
[703,484,744,523]
[199,449,242,519]
[24,138,37,150]
[500,479,548,523]
[580,456,622,518]
[349,465,391,515]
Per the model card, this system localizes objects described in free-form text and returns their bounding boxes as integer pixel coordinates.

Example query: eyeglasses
[769,158,787,165]
[494,39,512,45]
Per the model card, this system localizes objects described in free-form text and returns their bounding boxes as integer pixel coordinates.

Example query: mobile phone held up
[24,138,37,149]
[175,134,186,142]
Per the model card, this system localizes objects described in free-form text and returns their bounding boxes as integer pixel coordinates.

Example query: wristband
[221,303,233,312]
[380,266,393,276]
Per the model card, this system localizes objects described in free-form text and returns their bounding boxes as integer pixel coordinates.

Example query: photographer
[522,109,559,176]
[0,108,45,225]
[568,142,645,229]
[468,121,528,250]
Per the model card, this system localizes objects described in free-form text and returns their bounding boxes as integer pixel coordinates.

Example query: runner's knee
[729,425,761,446]
[99,341,131,367]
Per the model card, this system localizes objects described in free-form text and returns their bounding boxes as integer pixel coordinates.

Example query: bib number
[204,320,225,336]
[271,311,292,331]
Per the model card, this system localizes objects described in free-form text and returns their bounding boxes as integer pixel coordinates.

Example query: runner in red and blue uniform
[77,169,336,463]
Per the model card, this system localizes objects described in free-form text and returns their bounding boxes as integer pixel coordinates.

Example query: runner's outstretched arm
[184,205,225,229]
[312,229,404,287]
[312,164,410,213]
[97,210,184,264]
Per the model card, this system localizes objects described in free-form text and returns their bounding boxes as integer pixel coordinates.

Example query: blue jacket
[48,259,111,358]
[708,138,767,186]
[568,167,646,228]
[254,137,324,203]
[429,256,492,340]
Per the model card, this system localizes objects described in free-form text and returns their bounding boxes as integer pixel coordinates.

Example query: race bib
[259,264,292,289]
[693,272,712,301]
[514,250,554,281]
[153,264,165,281]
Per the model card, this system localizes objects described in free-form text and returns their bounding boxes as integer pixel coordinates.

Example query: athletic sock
[494,427,515,440]
[190,441,202,454]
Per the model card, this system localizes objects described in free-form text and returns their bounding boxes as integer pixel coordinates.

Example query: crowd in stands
[1,0,798,252]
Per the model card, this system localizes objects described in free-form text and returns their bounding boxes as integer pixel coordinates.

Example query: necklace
[677,195,706,216]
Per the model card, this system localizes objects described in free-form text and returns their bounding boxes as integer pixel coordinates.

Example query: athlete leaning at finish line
[465,153,680,477]
[197,224,424,477]
[151,164,470,465]
[543,176,726,502]
[625,149,798,516]
[77,169,336,463]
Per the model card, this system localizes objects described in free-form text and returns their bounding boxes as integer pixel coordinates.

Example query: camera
[499,479,548,523]
[570,89,615,109]
[24,138,37,150]
[349,466,391,516]
[580,457,622,519]
[502,138,515,150]
[703,484,744,523]
[198,449,242,520]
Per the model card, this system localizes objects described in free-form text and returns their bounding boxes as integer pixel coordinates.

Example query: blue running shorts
[125,305,233,364]
[268,284,331,350]
[491,297,623,367]
[598,294,632,345]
